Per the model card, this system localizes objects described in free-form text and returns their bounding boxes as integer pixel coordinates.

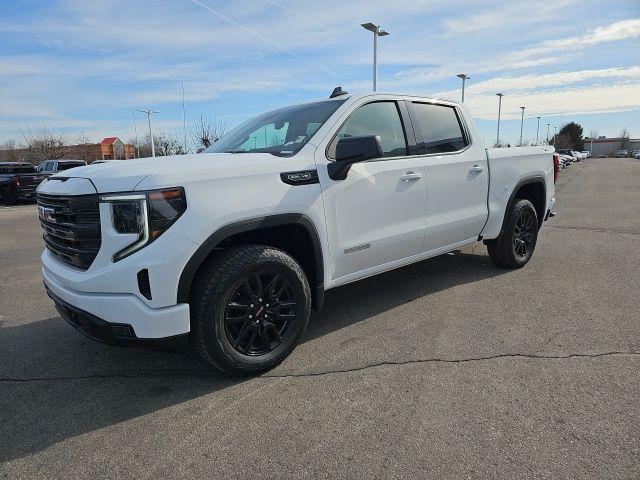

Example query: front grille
[37,193,102,270]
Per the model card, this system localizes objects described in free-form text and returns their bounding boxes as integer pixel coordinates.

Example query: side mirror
[328,135,383,180]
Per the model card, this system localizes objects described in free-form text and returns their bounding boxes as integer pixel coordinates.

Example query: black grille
[37,193,101,270]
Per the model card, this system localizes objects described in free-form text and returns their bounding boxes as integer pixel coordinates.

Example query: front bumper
[43,266,191,341]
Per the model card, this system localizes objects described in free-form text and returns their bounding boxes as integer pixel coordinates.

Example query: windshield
[204,99,346,156]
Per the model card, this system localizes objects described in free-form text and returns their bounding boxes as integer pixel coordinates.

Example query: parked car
[558,154,573,166]
[0,162,46,204]
[580,151,591,158]
[615,150,629,158]
[634,151,640,159]
[37,159,87,175]
[556,149,576,161]
[37,90,556,375]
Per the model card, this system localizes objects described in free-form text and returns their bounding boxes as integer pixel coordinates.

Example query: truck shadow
[1,247,507,462]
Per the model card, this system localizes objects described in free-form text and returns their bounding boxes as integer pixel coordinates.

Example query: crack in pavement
[545,225,640,236]
[2,350,639,383]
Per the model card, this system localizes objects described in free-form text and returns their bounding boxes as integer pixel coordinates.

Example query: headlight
[100,187,187,262]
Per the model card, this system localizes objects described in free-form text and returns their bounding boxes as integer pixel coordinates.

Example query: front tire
[487,199,539,268]
[190,245,311,376]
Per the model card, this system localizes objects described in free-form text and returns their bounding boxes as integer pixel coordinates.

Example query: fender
[494,175,546,238]
[176,213,325,309]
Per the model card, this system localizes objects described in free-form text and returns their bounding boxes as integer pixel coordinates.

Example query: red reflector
[552,154,560,183]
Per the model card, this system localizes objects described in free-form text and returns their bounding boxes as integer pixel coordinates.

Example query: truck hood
[45,153,295,193]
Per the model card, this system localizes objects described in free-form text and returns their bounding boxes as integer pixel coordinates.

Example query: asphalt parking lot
[1,157,639,479]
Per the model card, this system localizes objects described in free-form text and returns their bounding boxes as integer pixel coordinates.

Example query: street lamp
[519,106,525,146]
[546,123,551,143]
[535,116,541,145]
[496,93,504,147]
[457,73,470,102]
[137,108,159,157]
[361,22,389,92]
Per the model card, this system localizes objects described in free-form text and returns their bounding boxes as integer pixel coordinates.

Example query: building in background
[0,136,136,163]
[584,136,640,156]
[100,137,136,160]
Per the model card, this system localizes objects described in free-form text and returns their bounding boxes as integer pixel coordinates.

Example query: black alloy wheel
[224,270,296,356]
[512,209,536,258]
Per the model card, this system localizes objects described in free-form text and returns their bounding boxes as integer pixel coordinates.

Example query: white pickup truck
[37,90,556,375]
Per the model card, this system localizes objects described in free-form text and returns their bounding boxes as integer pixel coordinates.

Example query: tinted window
[411,103,467,153]
[335,102,407,158]
[56,162,84,171]
[205,99,346,156]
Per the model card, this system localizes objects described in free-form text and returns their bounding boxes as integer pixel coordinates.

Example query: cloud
[442,0,578,35]
[463,67,640,95]
[459,82,640,120]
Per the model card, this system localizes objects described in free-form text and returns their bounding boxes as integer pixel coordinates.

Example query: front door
[317,100,427,282]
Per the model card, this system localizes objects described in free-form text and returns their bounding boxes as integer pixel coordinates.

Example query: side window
[44,162,54,172]
[335,102,407,158]
[411,103,467,154]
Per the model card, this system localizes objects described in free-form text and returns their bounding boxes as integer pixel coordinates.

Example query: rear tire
[190,245,311,376]
[487,199,539,268]
[3,186,17,205]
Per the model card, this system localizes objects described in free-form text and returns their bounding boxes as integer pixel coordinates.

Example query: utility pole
[519,106,525,146]
[80,131,86,161]
[457,73,470,102]
[496,93,504,147]
[361,22,389,92]
[535,116,541,145]
[132,108,140,158]
[137,109,159,157]
[181,81,187,154]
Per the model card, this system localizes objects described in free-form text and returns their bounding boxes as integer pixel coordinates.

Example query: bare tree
[136,133,184,157]
[22,126,68,162]
[190,115,228,153]
[0,139,20,162]
[619,128,631,150]
[155,133,185,156]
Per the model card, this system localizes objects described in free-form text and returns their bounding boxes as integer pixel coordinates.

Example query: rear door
[407,101,489,251]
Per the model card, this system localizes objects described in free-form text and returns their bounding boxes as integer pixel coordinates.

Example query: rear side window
[411,103,467,154]
[335,101,407,158]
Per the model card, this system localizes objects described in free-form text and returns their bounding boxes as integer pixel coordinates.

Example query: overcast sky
[1,0,639,148]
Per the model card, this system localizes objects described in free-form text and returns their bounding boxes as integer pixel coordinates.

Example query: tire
[190,245,311,376]
[3,186,17,205]
[487,198,539,268]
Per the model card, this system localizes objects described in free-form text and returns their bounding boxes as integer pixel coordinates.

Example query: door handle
[400,171,422,181]
[469,165,484,174]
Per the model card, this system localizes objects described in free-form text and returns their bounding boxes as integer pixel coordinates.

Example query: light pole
[361,22,389,92]
[457,73,470,102]
[496,93,504,147]
[519,106,525,146]
[546,123,551,143]
[535,116,541,145]
[137,109,159,157]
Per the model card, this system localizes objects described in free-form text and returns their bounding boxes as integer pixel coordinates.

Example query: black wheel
[190,245,311,376]
[487,199,539,268]
[3,186,17,205]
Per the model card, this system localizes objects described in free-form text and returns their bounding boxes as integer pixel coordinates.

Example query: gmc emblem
[38,206,56,223]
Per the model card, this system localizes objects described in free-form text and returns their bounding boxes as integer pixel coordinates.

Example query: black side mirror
[328,135,383,180]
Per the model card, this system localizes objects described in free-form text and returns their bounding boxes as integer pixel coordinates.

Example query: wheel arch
[500,176,546,236]
[177,213,325,310]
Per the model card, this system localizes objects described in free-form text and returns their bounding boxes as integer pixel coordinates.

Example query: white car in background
[580,151,590,158]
